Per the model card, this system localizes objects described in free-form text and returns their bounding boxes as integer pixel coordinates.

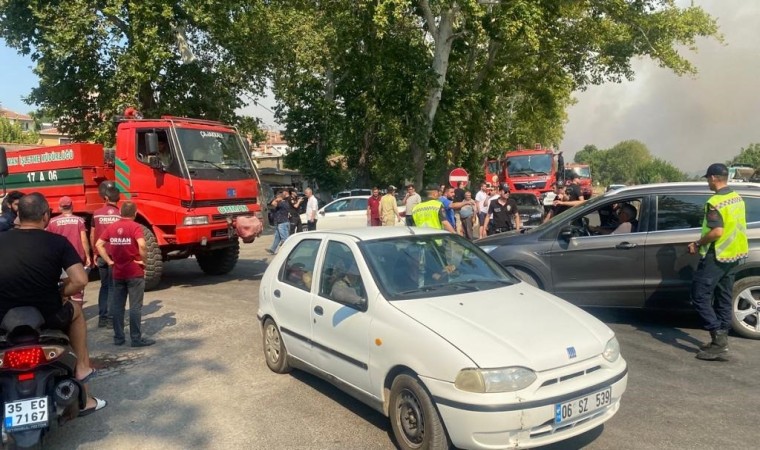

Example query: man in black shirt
[554,172,586,209]
[0,190,24,232]
[0,193,105,414]
[267,190,291,254]
[482,184,521,236]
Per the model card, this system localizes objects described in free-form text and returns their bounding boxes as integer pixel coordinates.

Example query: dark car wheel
[507,266,541,289]
[732,276,760,339]
[389,374,450,450]
[263,319,291,373]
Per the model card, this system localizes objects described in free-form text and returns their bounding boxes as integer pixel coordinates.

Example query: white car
[299,195,406,230]
[258,228,628,449]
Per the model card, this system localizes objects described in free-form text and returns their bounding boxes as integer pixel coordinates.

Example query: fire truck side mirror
[145,132,159,156]
[0,147,8,177]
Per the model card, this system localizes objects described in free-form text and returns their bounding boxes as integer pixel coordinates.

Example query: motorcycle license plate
[4,397,48,431]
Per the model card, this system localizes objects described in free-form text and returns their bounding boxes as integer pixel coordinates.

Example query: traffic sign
[449,168,469,188]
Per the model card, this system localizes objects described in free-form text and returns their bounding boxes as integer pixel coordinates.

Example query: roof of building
[0,107,32,121]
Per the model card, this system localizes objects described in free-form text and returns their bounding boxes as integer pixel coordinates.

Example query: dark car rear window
[656,193,760,231]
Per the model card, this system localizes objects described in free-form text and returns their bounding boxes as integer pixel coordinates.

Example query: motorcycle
[0,306,85,449]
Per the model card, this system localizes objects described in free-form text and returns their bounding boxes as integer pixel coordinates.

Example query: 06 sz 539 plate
[4,397,49,431]
[554,387,611,424]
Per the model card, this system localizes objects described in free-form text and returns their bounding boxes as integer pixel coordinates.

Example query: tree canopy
[0,0,272,143]
[1,0,720,191]
[573,139,685,186]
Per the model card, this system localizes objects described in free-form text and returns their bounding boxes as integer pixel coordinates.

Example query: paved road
[50,233,757,449]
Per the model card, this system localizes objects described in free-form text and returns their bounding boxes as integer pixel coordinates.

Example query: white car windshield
[360,235,517,299]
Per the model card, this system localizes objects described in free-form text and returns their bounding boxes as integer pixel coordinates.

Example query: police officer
[412,188,456,233]
[481,183,521,237]
[688,163,748,361]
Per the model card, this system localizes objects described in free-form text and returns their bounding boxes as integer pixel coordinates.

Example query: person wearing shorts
[0,193,106,415]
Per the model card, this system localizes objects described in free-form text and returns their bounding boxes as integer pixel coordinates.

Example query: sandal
[77,368,97,384]
[79,397,107,417]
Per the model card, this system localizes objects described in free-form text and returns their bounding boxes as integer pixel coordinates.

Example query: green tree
[0,117,39,144]
[0,0,271,143]
[729,143,760,170]
[599,140,652,185]
[634,158,686,184]
[269,1,719,191]
[574,145,599,164]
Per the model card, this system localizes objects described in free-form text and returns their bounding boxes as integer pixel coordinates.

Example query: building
[0,107,34,131]
[251,130,304,191]
[38,127,73,146]
[1,107,73,145]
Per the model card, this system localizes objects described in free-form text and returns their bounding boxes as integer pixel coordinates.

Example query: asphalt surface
[48,232,758,449]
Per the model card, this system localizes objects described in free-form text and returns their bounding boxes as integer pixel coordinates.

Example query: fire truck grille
[514,182,546,190]
[181,198,258,208]
[211,211,254,222]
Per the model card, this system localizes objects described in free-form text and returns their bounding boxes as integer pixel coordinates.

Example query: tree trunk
[411,1,459,191]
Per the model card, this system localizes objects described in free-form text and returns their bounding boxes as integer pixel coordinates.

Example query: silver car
[477,182,760,339]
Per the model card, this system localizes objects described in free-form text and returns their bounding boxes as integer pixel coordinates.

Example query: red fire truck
[0,113,263,289]
[484,144,561,198]
[564,163,593,198]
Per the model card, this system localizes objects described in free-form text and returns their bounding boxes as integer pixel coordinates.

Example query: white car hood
[391,284,614,372]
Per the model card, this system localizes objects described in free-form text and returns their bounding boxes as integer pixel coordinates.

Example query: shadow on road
[584,307,704,353]
[289,371,389,431]
[151,256,270,290]
[537,424,605,449]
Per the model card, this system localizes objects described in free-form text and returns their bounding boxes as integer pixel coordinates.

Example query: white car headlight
[455,367,537,393]
[602,337,620,362]
[183,216,209,226]
[479,245,498,254]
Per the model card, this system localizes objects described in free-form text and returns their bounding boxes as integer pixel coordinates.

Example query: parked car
[476,182,760,339]
[299,195,405,231]
[258,228,628,449]
[334,188,372,199]
[509,192,545,227]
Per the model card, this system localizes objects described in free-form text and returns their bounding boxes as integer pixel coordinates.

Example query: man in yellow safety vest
[688,163,748,361]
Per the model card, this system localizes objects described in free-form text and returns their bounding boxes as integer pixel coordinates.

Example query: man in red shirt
[366,187,382,226]
[95,201,155,347]
[47,196,91,302]
[90,184,121,328]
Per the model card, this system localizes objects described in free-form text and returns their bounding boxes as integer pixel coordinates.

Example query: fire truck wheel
[141,226,163,291]
[196,242,240,276]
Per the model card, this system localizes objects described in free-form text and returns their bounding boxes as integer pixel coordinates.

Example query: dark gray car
[509,193,544,227]
[477,182,760,339]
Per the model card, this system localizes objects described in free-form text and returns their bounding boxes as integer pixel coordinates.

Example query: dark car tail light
[1,347,46,370]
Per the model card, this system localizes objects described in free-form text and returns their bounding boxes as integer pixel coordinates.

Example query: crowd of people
[0,185,160,418]
[346,181,528,239]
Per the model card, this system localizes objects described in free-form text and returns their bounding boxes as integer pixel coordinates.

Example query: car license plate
[4,397,49,431]
[555,387,611,424]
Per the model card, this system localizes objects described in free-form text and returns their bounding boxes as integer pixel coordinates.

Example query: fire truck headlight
[183,216,209,226]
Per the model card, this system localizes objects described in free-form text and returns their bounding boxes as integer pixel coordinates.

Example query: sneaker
[114,338,126,346]
[98,317,108,328]
[131,338,156,348]
[265,248,275,255]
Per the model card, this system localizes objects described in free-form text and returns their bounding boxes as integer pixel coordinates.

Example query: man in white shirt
[474,183,490,234]
[402,185,422,226]
[305,188,319,231]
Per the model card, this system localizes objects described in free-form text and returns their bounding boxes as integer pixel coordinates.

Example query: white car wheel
[263,319,291,373]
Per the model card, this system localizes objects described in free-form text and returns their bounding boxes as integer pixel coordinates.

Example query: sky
[2,1,756,173]
[560,0,760,173]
